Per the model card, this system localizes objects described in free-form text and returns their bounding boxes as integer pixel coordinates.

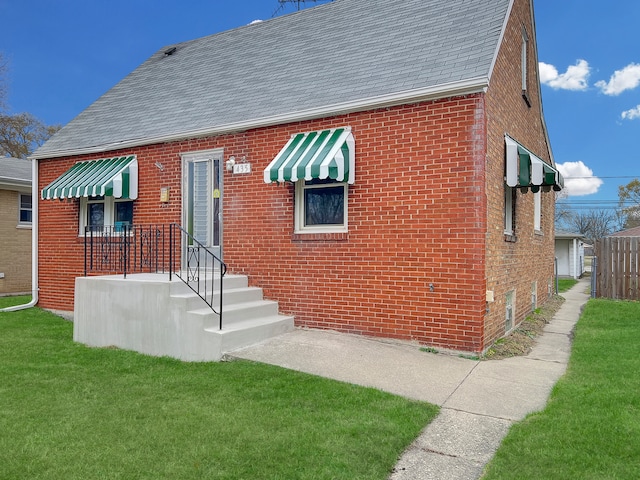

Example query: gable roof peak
[34,0,513,159]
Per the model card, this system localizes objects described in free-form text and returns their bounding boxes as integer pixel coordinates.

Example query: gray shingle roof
[611,226,640,237]
[34,0,511,158]
[0,156,32,185]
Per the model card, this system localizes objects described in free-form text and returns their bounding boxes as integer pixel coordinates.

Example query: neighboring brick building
[32,0,562,354]
[0,157,32,295]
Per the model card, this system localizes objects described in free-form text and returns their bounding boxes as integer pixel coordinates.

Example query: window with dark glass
[115,201,134,225]
[303,180,345,226]
[19,193,32,224]
[294,178,347,233]
[87,197,105,229]
[83,196,134,234]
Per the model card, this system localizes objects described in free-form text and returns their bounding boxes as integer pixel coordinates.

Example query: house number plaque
[233,163,252,174]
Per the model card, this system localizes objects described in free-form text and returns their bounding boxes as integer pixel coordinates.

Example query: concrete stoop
[73,273,294,361]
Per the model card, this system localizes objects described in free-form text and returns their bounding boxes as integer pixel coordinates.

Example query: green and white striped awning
[264,127,355,184]
[41,155,138,200]
[505,136,563,192]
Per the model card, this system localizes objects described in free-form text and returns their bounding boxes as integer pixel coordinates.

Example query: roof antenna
[271,0,330,17]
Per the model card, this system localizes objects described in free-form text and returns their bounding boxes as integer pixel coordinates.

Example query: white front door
[182,150,223,261]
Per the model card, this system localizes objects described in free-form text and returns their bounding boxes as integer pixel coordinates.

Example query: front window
[504,185,515,236]
[534,190,541,231]
[19,193,32,225]
[88,197,105,229]
[295,179,347,233]
[521,26,531,107]
[81,196,134,234]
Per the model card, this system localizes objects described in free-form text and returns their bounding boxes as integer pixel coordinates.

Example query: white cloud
[556,161,603,196]
[539,60,590,91]
[249,19,263,25]
[622,105,640,120]
[595,63,640,95]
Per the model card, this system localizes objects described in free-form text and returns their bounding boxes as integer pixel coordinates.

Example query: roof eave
[31,77,489,160]
[0,178,31,188]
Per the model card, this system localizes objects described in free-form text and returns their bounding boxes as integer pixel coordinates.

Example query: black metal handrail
[84,224,166,277]
[169,223,227,330]
[83,223,227,328]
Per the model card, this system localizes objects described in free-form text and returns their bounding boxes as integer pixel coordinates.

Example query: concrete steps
[170,273,295,360]
[73,272,294,362]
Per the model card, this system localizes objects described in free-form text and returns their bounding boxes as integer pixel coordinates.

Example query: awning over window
[505,136,563,192]
[41,155,138,200]
[264,127,355,184]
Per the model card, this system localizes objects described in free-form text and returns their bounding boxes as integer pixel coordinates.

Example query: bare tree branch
[559,209,619,244]
[0,112,61,158]
[618,179,640,229]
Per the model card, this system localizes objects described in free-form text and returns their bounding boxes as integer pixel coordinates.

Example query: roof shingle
[34,0,511,158]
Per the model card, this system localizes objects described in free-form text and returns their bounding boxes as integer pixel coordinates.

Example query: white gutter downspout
[1,158,38,312]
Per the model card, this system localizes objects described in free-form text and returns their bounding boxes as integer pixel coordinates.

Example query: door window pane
[188,160,211,245]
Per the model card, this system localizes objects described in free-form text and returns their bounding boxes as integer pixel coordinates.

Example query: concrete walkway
[229,277,590,479]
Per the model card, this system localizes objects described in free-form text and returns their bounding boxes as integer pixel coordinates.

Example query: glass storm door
[184,155,222,262]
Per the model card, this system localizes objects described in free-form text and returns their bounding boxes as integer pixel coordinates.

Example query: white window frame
[18,192,32,227]
[521,27,529,91]
[534,190,542,231]
[79,196,134,235]
[294,179,348,234]
[504,185,514,235]
[521,26,531,107]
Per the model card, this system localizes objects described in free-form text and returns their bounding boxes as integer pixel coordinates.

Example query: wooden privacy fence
[595,236,640,300]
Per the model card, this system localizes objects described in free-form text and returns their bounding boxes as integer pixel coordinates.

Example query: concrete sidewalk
[229,277,590,479]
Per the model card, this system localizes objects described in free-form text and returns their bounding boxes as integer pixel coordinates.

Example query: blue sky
[2,0,638,211]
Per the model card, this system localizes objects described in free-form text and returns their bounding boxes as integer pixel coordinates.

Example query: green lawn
[482,299,640,479]
[557,278,578,293]
[0,294,31,309]
[0,308,438,479]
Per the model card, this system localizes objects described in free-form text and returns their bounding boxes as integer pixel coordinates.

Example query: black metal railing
[169,223,227,330]
[83,223,227,328]
[84,224,166,277]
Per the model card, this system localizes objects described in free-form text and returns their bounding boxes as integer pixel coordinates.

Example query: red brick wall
[484,0,557,348]
[37,0,552,354]
[38,95,489,353]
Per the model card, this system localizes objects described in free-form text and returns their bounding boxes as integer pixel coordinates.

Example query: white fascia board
[31,77,489,160]
[0,178,32,189]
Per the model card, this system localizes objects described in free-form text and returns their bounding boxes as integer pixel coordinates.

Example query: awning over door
[505,136,563,192]
[264,127,355,184]
[41,155,138,200]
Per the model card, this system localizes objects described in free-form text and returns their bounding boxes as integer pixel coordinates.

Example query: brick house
[32,0,562,357]
[0,157,32,295]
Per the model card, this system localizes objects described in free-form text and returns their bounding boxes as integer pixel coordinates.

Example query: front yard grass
[0,294,31,309]
[482,298,640,479]
[0,308,438,479]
